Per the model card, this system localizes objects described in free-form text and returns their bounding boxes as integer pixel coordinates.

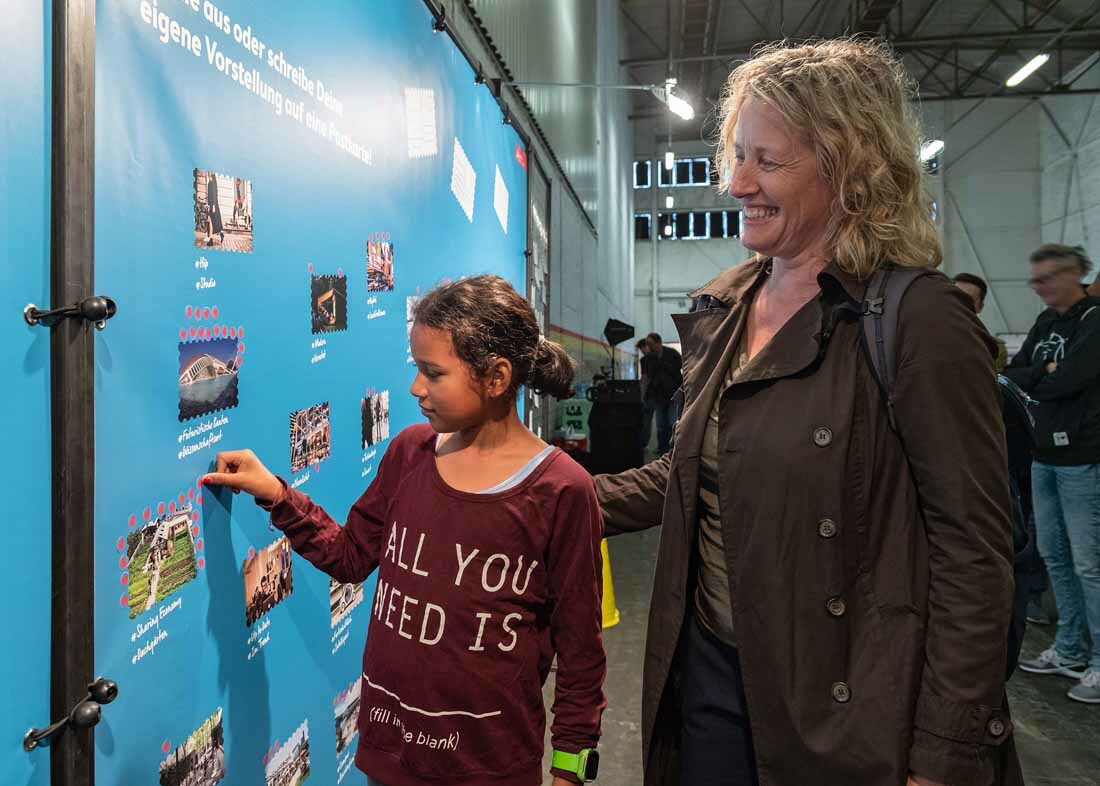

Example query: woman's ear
[484,357,514,399]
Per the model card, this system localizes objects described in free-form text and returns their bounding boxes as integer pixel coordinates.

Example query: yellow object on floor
[601,539,620,629]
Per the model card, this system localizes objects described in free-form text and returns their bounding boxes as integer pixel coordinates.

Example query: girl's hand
[203,450,283,505]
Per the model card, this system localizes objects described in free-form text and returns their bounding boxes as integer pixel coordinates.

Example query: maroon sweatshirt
[265,423,606,786]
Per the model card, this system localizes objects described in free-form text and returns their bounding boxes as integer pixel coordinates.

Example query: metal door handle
[24,677,118,752]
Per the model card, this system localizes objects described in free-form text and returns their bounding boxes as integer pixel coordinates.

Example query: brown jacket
[596,259,1018,786]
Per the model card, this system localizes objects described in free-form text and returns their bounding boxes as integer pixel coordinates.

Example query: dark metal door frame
[51,1,96,784]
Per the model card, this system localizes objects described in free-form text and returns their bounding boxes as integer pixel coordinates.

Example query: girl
[204,275,605,786]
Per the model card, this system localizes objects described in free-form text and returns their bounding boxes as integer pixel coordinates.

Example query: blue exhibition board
[92,2,526,784]
[2,3,51,785]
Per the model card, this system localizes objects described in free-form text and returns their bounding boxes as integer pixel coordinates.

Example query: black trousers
[679,614,760,786]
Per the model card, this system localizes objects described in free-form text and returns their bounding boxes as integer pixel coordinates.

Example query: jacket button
[818,518,838,538]
[812,426,833,447]
[988,718,1006,738]
[831,682,851,703]
[827,596,847,617]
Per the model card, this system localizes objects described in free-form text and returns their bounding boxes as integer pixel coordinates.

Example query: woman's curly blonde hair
[715,38,942,278]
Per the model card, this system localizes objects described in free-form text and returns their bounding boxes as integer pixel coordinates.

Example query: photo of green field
[126,507,198,618]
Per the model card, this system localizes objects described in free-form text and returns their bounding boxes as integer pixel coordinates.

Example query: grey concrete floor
[546,528,1100,785]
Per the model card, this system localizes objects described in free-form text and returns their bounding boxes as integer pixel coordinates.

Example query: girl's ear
[484,356,514,399]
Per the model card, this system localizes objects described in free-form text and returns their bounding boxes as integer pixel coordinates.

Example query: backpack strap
[860,264,936,432]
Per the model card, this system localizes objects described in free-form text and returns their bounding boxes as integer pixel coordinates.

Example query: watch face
[583,750,600,780]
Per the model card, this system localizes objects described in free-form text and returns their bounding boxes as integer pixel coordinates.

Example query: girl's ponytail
[530,337,576,400]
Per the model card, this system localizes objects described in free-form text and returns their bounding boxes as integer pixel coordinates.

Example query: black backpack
[858,265,1030,678]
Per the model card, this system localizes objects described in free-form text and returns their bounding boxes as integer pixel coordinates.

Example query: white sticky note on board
[404,87,438,159]
[494,165,509,233]
[450,138,476,222]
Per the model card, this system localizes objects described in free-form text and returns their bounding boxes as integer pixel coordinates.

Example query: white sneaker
[1067,669,1100,704]
[1018,646,1087,679]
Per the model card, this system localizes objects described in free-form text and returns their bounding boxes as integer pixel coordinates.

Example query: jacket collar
[688,256,867,309]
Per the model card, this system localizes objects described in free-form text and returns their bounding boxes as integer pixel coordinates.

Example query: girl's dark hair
[413,275,576,400]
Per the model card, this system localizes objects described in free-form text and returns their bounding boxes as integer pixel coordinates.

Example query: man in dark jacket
[642,333,682,454]
[1006,243,1100,704]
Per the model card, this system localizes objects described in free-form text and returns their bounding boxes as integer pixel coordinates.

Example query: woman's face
[728,98,834,264]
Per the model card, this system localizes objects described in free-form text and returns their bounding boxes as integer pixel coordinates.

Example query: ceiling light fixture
[920,140,944,161]
[1006,54,1050,87]
[664,150,675,170]
[665,195,674,208]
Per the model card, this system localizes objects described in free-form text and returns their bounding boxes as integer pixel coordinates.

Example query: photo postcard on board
[329,579,364,628]
[361,390,390,449]
[265,720,311,786]
[242,537,294,627]
[178,337,240,422]
[159,707,225,786]
[193,169,254,252]
[310,274,348,333]
[127,505,199,619]
[333,679,362,755]
[289,402,332,473]
[366,241,395,292]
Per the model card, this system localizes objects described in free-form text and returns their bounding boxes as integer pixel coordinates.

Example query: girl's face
[409,323,495,433]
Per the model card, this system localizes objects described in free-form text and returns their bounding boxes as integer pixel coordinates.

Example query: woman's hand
[550,778,575,786]
[203,450,283,505]
[908,775,949,786]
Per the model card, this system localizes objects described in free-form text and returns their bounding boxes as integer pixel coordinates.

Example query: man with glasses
[1006,243,1100,704]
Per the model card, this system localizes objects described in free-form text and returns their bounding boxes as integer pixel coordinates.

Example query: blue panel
[93,2,526,783]
[1,3,51,786]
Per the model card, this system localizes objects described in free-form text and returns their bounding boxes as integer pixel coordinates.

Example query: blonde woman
[597,40,1019,786]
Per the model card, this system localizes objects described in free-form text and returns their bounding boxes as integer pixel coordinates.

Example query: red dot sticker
[192,511,199,521]
[179,329,187,341]
[143,507,151,520]
[275,741,281,750]
[168,502,175,514]
[117,537,125,550]
[203,308,210,319]
[189,327,196,338]
[163,741,170,754]
[204,328,211,339]
[248,547,256,559]
[212,307,220,319]
[120,594,128,608]
[119,556,128,569]
[229,328,237,339]
[197,494,204,506]
[121,574,129,586]
[337,267,344,277]
[238,342,245,353]
[308,263,314,272]
[192,525,199,537]
[186,306,193,318]
[178,493,185,505]
[188,488,195,500]
[128,514,136,527]
[197,557,205,570]
[235,356,243,367]
[238,327,244,338]
[196,538,204,551]
[158,502,165,515]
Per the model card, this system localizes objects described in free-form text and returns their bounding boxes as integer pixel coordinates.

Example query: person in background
[637,338,655,452]
[642,332,682,454]
[954,272,1008,371]
[1007,243,1100,705]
